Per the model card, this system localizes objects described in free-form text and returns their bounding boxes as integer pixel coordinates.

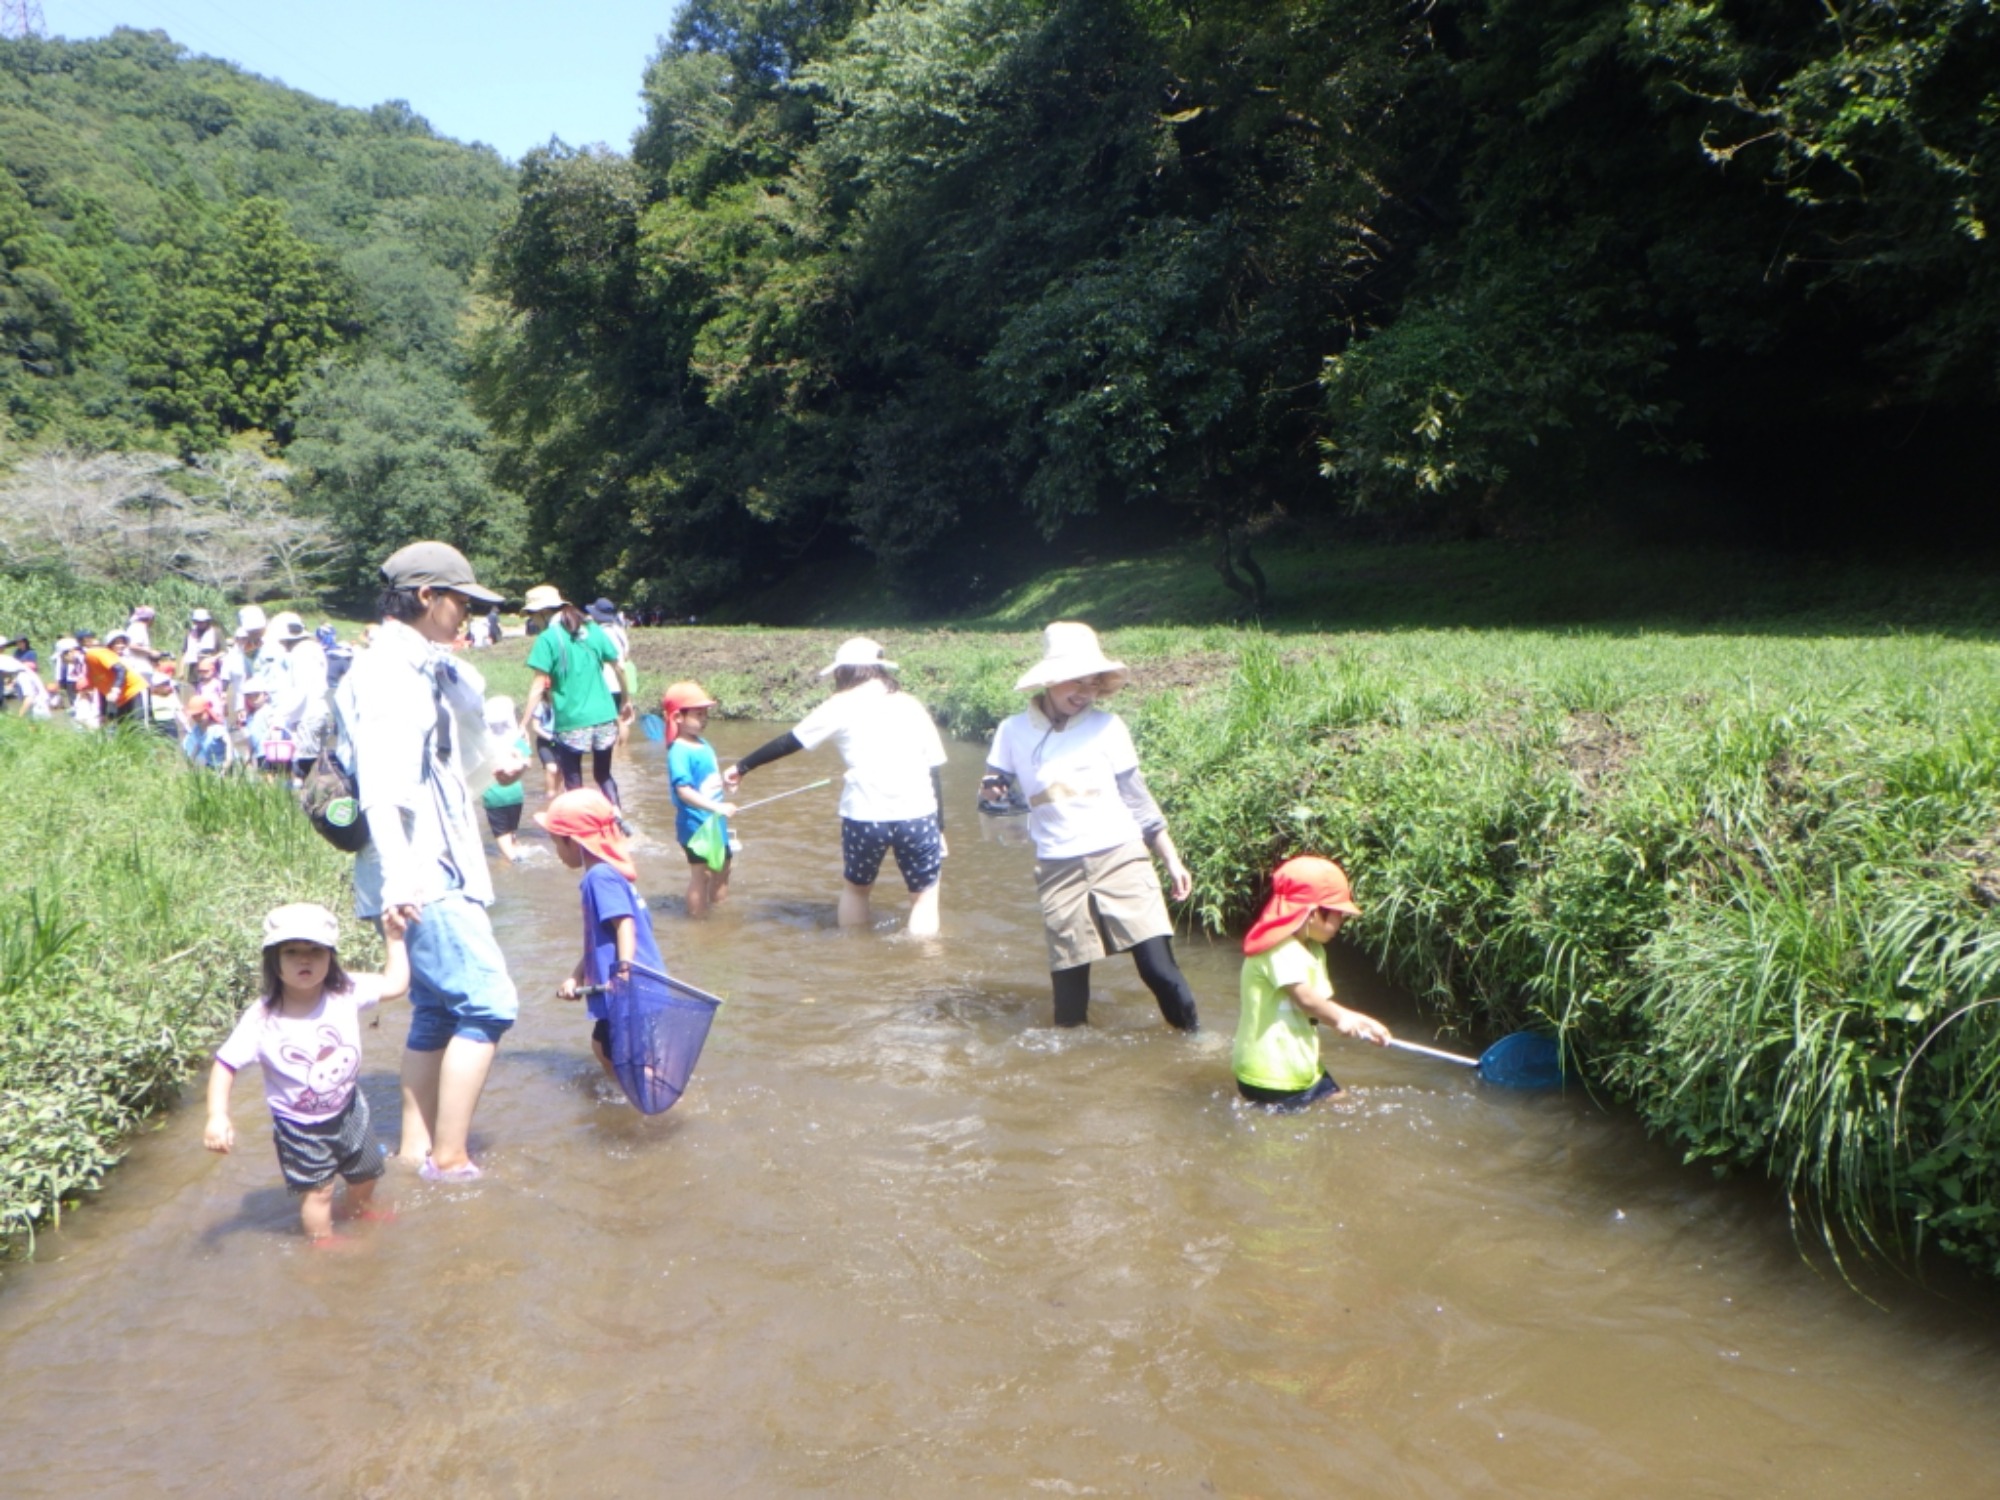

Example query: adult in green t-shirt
[519,587,633,807]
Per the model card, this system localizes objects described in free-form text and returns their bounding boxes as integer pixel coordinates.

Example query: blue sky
[41,1,684,160]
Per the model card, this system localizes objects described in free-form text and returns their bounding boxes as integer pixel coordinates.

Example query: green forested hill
[473,0,2000,617]
[0,28,523,593]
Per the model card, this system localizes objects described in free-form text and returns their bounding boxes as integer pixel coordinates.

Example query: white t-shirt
[791,679,947,823]
[597,621,629,694]
[276,640,330,758]
[214,975,387,1123]
[986,705,1143,860]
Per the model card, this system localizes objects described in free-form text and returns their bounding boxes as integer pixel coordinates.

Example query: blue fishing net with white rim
[605,962,721,1114]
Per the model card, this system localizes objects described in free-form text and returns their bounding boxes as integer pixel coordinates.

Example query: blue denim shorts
[402,894,518,1050]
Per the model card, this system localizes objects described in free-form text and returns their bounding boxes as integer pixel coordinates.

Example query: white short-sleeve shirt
[986,704,1143,860]
[214,975,388,1123]
[792,679,947,823]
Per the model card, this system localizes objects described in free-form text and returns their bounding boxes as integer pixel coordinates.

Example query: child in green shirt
[1233,856,1392,1108]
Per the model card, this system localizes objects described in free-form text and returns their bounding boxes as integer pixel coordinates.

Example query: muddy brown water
[6,727,2000,1497]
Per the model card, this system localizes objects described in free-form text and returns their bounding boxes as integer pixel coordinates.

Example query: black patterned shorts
[840,814,943,892]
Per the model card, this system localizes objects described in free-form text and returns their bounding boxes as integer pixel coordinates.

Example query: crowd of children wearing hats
[1,601,353,777]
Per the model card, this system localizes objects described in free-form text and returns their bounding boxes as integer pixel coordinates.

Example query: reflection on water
[5,725,2000,1497]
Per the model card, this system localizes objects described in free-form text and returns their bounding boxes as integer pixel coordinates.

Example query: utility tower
[0,0,45,40]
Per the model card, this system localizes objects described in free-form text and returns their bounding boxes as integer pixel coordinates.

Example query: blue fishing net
[604,963,721,1114]
[1476,1032,1564,1090]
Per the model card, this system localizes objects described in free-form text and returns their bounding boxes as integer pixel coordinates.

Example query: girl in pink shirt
[203,903,409,1244]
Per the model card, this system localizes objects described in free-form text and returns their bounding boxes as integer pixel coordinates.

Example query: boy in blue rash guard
[538,788,665,1084]
[662,679,737,919]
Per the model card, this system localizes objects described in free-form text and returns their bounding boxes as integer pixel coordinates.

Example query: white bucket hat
[269,611,309,643]
[1014,622,1128,694]
[820,636,898,677]
[483,695,516,733]
[262,902,340,950]
[523,584,567,613]
[237,605,267,632]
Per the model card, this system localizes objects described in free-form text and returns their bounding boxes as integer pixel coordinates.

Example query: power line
[1,1,48,40]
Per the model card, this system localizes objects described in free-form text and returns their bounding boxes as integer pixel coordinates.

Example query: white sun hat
[237,605,267,631]
[1014,621,1128,694]
[820,636,899,677]
[522,584,567,613]
[262,902,340,950]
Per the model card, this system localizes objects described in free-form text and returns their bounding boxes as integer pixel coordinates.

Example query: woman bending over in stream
[726,637,949,936]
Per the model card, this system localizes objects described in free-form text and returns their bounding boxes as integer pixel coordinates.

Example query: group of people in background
[0,603,349,776]
[0,543,1388,1242]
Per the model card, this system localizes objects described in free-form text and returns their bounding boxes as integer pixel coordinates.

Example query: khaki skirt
[1034,840,1173,970]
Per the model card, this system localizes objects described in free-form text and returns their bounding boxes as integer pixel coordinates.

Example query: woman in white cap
[267,610,330,779]
[180,607,220,664]
[726,637,949,936]
[980,622,1199,1030]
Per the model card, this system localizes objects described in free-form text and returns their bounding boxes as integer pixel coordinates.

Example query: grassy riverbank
[0,716,352,1249]
[603,585,2000,1278]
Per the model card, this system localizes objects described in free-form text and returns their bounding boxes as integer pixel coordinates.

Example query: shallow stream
[5,727,2000,1496]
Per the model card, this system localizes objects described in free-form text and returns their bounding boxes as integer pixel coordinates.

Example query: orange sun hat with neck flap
[1242,855,1362,956]
[534,788,637,881]
[658,680,718,744]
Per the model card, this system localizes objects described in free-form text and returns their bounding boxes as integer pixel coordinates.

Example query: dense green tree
[288,355,527,600]
[135,197,353,450]
[467,0,2000,610]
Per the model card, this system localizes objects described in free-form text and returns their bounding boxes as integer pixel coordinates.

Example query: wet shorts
[536,738,560,767]
[555,720,618,753]
[403,894,519,1050]
[273,1091,386,1191]
[485,800,523,837]
[1237,1072,1341,1111]
[841,814,943,892]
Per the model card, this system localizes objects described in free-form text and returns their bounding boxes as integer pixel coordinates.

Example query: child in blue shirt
[536,788,666,1082]
[662,680,736,918]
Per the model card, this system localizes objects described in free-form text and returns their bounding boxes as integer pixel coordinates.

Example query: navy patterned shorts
[841,814,942,892]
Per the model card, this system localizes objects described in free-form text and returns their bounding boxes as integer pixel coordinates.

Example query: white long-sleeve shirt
[337,619,493,916]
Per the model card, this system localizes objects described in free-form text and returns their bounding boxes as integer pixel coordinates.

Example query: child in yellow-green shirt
[1233,856,1392,1108]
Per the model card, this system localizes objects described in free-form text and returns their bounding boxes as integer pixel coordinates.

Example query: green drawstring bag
[686,812,729,871]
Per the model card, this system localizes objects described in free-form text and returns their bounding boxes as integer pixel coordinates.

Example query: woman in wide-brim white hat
[724,635,950,936]
[979,622,1199,1030]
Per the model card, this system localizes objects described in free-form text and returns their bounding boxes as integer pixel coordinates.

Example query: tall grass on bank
[1132,631,2000,1276]
[0,716,351,1250]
